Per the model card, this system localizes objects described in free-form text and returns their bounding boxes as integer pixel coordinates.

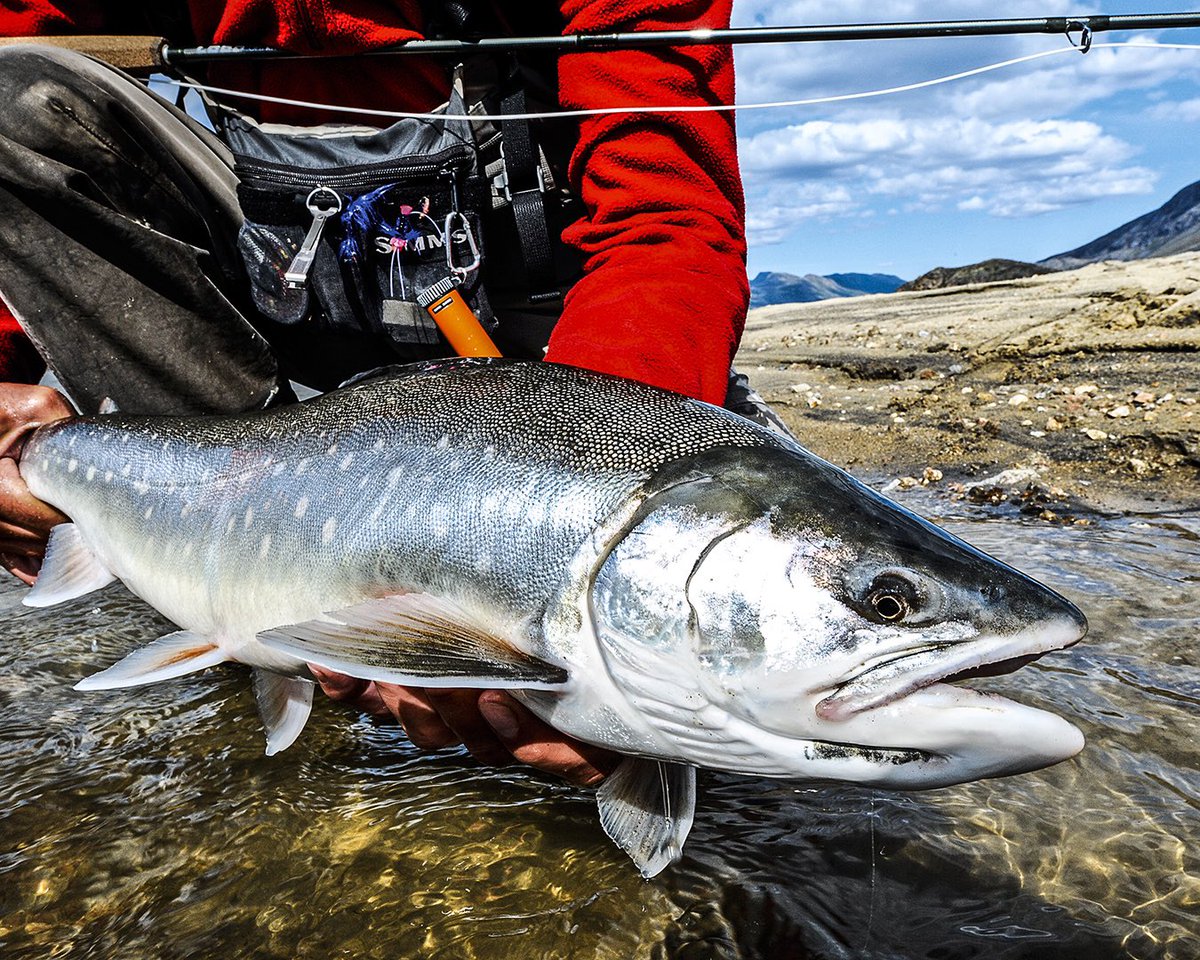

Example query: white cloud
[728,0,1198,256]
[1148,96,1200,121]
[739,115,1156,235]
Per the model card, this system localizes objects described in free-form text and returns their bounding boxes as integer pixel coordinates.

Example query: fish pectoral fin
[596,758,697,879]
[257,593,568,690]
[74,631,226,690]
[253,669,314,756]
[22,523,116,608]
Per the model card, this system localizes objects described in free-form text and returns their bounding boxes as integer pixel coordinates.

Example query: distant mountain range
[904,179,1200,291]
[749,271,906,308]
[751,178,1200,302]
[1039,179,1200,270]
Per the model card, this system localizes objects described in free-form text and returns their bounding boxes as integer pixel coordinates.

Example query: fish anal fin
[253,668,314,756]
[74,630,225,690]
[597,758,697,879]
[23,523,115,607]
[257,593,568,690]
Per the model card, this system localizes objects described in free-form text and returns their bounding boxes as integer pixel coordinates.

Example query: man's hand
[0,383,72,584]
[311,670,619,786]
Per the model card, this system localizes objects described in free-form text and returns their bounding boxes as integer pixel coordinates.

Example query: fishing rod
[164,13,1200,65]
[2,13,1199,71]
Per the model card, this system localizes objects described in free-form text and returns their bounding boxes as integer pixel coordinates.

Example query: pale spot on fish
[259,535,271,558]
[120,464,131,477]
[436,435,450,450]
[134,481,150,495]
[271,463,286,477]
[104,470,113,483]
[225,517,235,534]
[373,438,385,451]
[321,518,337,544]
[243,507,254,529]
[86,466,96,481]
[67,459,77,473]
[294,497,309,519]
[339,453,354,470]
[144,506,153,520]
[327,443,338,456]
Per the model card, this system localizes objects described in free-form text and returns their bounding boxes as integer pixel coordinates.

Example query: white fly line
[150,40,1200,121]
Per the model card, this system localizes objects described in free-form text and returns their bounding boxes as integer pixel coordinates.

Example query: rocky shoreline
[737,252,1200,515]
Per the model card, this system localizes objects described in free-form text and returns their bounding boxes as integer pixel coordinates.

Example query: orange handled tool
[417,277,501,358]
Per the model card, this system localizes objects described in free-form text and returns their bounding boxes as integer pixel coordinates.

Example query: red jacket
[0,1,748,405]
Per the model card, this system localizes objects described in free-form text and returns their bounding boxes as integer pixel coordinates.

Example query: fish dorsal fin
[597,757,697,879]
[257,593,569,690]
[253,669,314,756]
[23,523,116,607]
[74,630,226,690]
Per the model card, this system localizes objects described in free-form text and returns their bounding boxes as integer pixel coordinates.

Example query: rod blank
[162,13,1200,64]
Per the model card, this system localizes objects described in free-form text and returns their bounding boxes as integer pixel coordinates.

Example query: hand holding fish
[0,383,71,584]
[311,670,618,786]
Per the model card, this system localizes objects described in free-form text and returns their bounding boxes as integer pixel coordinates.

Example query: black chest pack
[208,2,582,376]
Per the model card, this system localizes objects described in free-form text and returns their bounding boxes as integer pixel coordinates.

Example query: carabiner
[444,210,481,279]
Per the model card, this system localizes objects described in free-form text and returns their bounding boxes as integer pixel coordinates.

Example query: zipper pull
[284,186,343,288]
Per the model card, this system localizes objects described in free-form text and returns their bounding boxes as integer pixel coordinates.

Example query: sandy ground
[737,252,1200,516]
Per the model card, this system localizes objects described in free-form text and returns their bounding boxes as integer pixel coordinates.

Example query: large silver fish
[19,359,1087,876]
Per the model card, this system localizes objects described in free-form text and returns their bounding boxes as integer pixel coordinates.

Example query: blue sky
[731,1,1200,279]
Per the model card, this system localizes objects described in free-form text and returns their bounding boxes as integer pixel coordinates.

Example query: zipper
[236,148,473,193]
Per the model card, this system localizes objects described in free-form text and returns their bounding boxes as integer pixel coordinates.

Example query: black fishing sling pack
[209,73,493,384]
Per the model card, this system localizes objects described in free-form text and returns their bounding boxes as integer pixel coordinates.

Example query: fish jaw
[815,610,1087,722]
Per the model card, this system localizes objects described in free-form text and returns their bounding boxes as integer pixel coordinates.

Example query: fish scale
[18,358,1088,877]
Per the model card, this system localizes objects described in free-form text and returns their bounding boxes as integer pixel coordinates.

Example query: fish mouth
[816,618,1085,722]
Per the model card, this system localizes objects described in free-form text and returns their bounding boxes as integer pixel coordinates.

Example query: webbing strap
[500,87,556,291]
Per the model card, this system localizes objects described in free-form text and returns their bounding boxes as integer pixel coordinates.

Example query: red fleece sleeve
[0,3,107,36]
[543,0,748,405]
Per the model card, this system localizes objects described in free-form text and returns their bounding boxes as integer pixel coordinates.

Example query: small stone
[1045,417,1064,432]
[922,467,943,484]
[976,392,995,404]
[1029,430,1046,438]
[897,476,920,490]
[1039,510,1058,522]
[1143,410,1158,422]
[789,383,813,394]
[1073,384,1099,396]
[949,363,966,374]
[1083,428,1109,441]
[1129,458,1152,477]
[1008,393,1030,407]
[806,394,822,408]
[1073,518,1093,526]
[1106,405,1131,418]
[1133,391,1156,405]
[961,386,974,394]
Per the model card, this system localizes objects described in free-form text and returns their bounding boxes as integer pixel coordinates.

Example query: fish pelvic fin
[23,523,116,607]
[253,669,314,756]
[74,630,226,690]
[597,758,697,879]
[257,593,569,690]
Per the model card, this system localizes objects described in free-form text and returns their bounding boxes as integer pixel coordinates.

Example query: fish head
[593,446,1086,788]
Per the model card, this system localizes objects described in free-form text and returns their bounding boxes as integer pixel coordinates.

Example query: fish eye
[862,572,922,624]
[871,592,908,621]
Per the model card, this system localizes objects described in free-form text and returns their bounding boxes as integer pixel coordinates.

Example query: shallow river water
[1,501,1197,959]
